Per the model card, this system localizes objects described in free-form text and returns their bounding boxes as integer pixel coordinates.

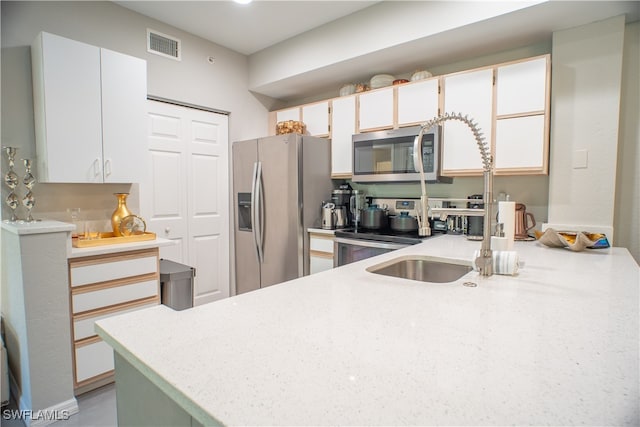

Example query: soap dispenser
[491,223,509,251]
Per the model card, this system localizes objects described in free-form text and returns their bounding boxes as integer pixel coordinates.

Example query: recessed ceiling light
[233,0,252,4]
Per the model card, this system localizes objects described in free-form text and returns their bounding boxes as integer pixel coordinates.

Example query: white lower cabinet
[309,231,335,274]
[72,279,158,313]
[74,339,115,383]
[73,300,158,341]
[68,248,160,393]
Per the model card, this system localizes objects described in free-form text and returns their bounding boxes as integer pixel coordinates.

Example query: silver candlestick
[3,146,19,222]
[22,158,36,222]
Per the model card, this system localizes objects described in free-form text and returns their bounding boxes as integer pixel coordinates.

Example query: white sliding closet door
[142,100,230,305]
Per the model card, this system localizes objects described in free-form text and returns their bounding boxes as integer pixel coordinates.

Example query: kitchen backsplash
[1,181,139,234]
[344,174,550,230]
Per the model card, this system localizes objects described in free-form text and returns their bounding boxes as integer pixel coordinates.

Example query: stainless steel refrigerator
[233,134,332,294]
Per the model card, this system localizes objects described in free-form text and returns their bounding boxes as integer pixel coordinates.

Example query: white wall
[0,0,272,223]
[614,22,640,263]
[1,227,77,420]
[248,1,539,91]
[546,16,626,239]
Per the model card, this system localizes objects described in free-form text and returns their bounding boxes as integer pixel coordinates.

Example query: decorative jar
[111,193,132,236]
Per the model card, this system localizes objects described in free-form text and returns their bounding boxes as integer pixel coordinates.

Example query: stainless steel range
[334,198,434,267]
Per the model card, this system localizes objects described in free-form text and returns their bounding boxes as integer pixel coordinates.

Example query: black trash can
[159,259,195,311]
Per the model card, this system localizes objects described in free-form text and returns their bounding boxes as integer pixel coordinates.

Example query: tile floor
[2,384,117,427]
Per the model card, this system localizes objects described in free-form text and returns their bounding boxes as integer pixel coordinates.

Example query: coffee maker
[331,183,352,227]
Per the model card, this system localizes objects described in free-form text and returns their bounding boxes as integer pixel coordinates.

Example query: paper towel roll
[498,201,516,250]
[473,250,519,275]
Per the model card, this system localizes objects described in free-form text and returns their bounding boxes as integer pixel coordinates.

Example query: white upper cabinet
[32,32,103,183]
[442,68,494,174]
[494,115,546,170]
[330,95,356,178]
[32,32,147,183]
[396,79,439,127]
[496,56,547,115]
[100,48,147,183]
[358,87,394,132]
[302,101,330,137]
[494,55,550,174]
[269,54,550,177]
[275,107,300,123]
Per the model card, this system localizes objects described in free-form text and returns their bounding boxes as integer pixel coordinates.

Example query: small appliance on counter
[321,202,347,230]
[514,203,536,240]
[466,194,484,241]
[349,190,366,228]
[321,202,336,229]
[331,183,353,227]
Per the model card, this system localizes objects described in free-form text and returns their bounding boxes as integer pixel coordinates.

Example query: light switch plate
[572,149,588,169]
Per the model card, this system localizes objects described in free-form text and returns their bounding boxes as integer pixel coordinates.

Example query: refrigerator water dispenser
[238,192,252,231]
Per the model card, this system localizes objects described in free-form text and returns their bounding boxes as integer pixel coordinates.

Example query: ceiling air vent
[147,29,181,61]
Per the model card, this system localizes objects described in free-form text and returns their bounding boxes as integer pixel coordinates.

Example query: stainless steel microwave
[352,125,452,183]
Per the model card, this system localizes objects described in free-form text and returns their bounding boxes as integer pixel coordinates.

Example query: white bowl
[410,70,433,81]
[370,74,395,89]
[339,84,356,96]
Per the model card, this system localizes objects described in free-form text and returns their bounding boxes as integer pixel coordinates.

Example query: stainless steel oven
[333,223,431,267]
[333,198,436,267]
[334,237,410,267]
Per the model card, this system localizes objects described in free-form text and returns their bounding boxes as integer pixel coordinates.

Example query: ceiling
[115,1,380,56]
[114,1,639,101]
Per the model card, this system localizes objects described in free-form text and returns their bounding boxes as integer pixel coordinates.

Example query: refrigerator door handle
[254,161,265,264]
[250,162,261,263]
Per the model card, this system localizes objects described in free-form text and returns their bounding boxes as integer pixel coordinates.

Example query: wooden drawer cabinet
[68,248,160,393]
[73,300,158,341]
[75,338,115,383]
[70,252,157,287]
[72,278,158,313]
[309,231,335,274]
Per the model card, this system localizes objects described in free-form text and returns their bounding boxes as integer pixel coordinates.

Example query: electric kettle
[514,203,536,240]
[334,206,347,228]
[321,202,336,230]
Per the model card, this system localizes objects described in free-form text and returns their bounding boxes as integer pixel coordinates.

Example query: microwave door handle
[413,135,422,173]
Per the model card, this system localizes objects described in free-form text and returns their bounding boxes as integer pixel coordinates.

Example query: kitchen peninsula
[97,235,639,426]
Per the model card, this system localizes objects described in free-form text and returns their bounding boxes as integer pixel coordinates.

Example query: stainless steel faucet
[414,112,494,276]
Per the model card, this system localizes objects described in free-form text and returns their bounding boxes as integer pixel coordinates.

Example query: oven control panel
[372,198,420,217]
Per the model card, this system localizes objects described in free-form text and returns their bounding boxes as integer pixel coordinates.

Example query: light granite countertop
[97,235,639,426]
[67,236,174,258]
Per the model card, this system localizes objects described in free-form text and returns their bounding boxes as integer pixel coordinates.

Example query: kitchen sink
[366,255,473,283]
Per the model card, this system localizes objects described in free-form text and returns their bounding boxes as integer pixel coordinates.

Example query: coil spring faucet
[413,112,494,276]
